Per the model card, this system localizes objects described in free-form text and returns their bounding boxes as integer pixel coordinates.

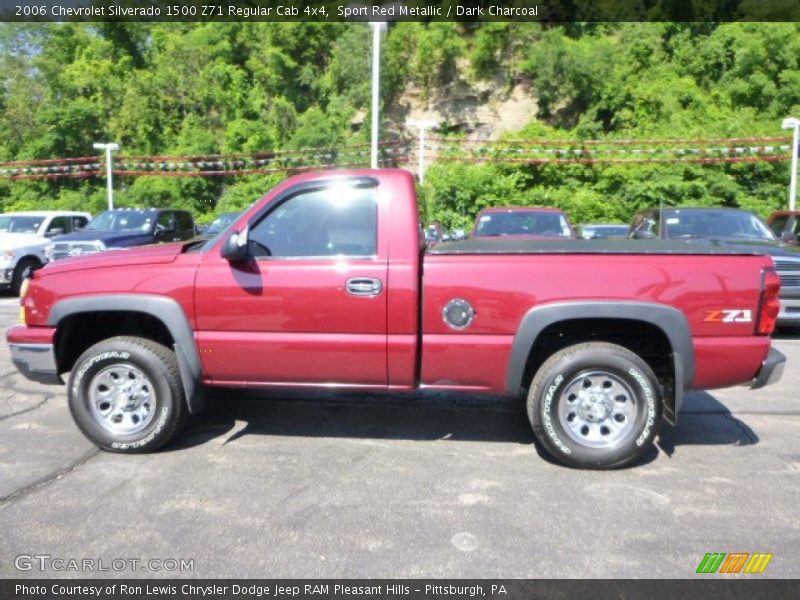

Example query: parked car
[766,210,800,246]
[629,207,800,325]
[48,208,195,261]
[0,211,91,294]
[8,169,784,469]
[198,211,241,240]
[580,224,629,240]
[424,222,446,246]
[473,207,576,238]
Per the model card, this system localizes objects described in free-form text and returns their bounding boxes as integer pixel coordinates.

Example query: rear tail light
[756,267,780,335]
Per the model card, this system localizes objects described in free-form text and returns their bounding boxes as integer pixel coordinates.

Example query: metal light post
[93,142,120,210]
[370,22,386,169]
[407,120,438,183]
[782,118,800,211]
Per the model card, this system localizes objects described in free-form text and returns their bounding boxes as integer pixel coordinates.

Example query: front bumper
[7,325,62,385]
[9,343,62,384]
[750,347,786,389]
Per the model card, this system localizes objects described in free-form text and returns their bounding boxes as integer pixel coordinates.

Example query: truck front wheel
[527,342,661,469]
[67,336,187,453]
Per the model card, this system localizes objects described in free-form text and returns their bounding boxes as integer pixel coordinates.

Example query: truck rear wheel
[527,342,661,469]
[67,336,187,453]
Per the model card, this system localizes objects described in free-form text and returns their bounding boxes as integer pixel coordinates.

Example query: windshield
[475,211,571,237]
[206,212,240,235]
[86,211,153,233]
[0,216,44,234]
[664,211,775,241]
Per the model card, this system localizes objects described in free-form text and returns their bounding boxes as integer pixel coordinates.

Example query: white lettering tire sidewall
[68,345,177,452]
[529,343,662,469]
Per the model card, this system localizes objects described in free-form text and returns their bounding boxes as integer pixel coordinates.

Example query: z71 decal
[704,309,752,323]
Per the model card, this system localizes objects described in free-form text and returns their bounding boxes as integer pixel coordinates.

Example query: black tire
[10,257,40,296]
[67,336,187,453]
[527,342,662,469]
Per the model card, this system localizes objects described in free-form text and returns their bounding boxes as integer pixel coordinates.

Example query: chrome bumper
[751,348,786,389]
[778,296,800,323]
[9,343,62,384]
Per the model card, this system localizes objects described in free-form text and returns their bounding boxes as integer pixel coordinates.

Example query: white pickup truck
[0,211,91,294]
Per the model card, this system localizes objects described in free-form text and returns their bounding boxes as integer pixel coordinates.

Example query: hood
[52,230,154,246]
[0,232,43,250]
[39,242,185,276]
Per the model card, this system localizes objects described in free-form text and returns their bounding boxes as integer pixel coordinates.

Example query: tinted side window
[631,211,659,237]
[47,216,69,234]
[156,212,176,229]
[769,216,787,236]
[176,212,194,234]
[249,187,377,258]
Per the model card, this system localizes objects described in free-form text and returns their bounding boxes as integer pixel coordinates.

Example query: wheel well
[17,255,42,264]
[55,311,174,374]
[16,255,43,270]
[522,318,674,393]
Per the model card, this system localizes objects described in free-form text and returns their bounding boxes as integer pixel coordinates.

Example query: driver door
[194,181,388,387]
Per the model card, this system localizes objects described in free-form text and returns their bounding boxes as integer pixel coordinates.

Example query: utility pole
[370,22,386,169]
[782,118,800,211]
[407,120,438,183]
[93,142,120,210]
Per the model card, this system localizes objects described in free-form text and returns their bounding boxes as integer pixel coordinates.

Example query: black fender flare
[506,301,695,424]
[48,295,205,414]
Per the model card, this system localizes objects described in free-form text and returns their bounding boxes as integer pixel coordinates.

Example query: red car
[472,207,576,238]
[8,169,784,469]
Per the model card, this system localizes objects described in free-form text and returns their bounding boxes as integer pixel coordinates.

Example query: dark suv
[48,208,195,261]
[629,206,800,325]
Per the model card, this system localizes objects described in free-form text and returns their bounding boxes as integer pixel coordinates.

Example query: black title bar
[2,579,798,600]
[2,0,800,22]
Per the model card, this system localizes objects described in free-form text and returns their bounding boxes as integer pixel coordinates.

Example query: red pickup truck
[7,169,786,469]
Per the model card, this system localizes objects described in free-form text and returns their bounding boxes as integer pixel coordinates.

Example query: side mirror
[221,227,250,262]
[631,229,655,240]
[781,230,795,243]
[45,228,65,237]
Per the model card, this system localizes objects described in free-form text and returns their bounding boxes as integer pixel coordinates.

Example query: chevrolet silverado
[7,169,786,468]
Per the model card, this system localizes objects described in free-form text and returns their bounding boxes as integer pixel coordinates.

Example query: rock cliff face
[385,63,539,139]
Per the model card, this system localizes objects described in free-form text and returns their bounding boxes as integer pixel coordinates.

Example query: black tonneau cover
[428,238,768,256]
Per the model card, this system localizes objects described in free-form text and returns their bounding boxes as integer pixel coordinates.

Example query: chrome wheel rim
[88,363,156,435]
[557,370,637,449]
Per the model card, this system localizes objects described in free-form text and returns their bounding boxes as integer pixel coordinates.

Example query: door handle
[346,277,383,296]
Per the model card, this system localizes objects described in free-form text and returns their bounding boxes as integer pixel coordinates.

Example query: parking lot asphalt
[0,296,798,579]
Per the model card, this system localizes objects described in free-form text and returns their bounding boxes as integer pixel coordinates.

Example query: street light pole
[93,142,120,210]
[407,120,439,183]
[782,118,800,211]
[370,22,386,169]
